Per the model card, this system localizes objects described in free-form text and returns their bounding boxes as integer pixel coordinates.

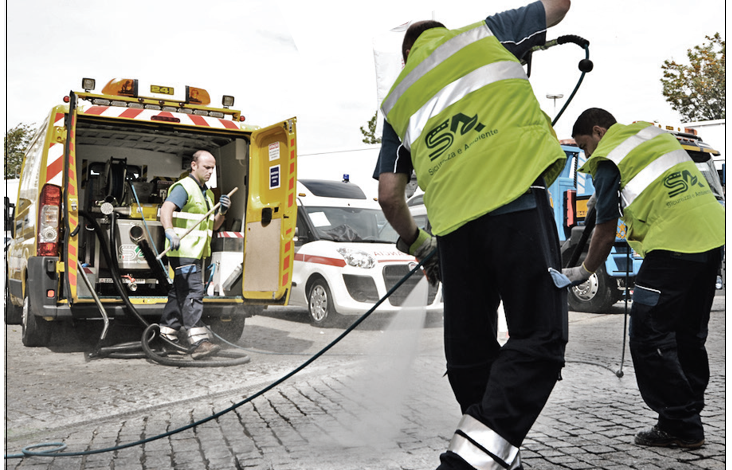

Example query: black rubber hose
[135,238,171,288]
[140,324,251,367]
[565,205,596,268]
[79,211,149,328]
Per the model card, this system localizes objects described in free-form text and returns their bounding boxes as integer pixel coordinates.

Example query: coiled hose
[79,211,249,366]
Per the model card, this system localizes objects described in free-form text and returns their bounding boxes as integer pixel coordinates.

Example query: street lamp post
[546,93,564,115]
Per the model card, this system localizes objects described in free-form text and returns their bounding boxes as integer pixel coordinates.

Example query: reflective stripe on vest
[598,125,692,210]
[402,61,527,150]
[447,414,520,469]
[621,148,690,209]
[604,125,666,167]
[381,22,528,151]
[382,23,495,117]
[167,177,214,259]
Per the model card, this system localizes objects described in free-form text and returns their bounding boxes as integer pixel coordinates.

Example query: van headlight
[337,248,376,269]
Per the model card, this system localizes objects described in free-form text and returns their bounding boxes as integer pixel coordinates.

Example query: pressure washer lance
[563,204,630,378]
[156,187,238,260]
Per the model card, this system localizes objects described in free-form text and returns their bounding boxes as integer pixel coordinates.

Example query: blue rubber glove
[165,228,181,251]
[218,194,230,215]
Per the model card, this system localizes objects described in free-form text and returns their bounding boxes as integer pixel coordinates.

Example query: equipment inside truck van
[5,77,298,349]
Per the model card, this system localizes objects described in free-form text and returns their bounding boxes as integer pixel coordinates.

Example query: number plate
[150,85,174,95]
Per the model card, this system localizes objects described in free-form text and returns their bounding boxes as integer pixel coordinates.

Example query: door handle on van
[262,207,272,226]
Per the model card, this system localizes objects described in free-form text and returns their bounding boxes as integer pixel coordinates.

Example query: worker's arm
[583,219,617,273]
[161,201,181,250]
[160,201,177,230]
[213,212,225,231]
[541,0,571,27]
[378,172,418,244]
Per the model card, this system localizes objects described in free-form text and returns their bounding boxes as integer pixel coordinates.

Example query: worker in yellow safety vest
[374,1,572,469]
[565,108,724,449]
[159,150,230,359]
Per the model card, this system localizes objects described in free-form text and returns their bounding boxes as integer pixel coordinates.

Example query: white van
[290,179,443,325]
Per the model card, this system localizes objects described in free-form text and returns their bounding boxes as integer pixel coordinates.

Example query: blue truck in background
[550,126,725,313]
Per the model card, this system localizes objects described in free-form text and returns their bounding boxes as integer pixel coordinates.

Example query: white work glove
[218,194,230,215]
[165,228,181,251]
[397,228,440,286]
[562,263,594,285]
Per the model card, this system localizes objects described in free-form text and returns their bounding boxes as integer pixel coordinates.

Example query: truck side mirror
[4,196,15,238]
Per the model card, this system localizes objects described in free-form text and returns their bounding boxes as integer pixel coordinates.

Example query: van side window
[17,127,46,225]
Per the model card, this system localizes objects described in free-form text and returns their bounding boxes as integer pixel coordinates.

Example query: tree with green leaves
[5,123,36,179]
[360,111,381,145]
[661,33,725,122]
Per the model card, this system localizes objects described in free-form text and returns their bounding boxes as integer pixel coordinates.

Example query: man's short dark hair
[402,20,446,62]
[572,108,617,138]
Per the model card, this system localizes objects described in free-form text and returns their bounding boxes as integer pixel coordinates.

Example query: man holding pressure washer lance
[159,150,231,360]
[375,1,571,468]
[564,108,724,449]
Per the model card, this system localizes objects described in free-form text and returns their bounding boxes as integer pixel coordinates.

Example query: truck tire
[567,263,617,313]
[307,279,338,327]
[22,293,52,347]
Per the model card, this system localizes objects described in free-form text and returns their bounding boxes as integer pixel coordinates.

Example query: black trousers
[437,189,568,469]
[160,257,205,333]
[629,248,721,441]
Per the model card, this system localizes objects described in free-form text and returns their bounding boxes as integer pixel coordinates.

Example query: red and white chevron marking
[216,232,245,238]
[82,106,240,130]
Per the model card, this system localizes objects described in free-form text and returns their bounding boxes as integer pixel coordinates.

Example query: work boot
[191,340,221,360]
[634,425,704,449]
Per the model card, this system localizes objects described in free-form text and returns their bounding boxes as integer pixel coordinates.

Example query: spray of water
[331,277,429,450]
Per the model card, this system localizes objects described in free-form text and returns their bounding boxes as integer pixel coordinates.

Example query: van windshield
[304,206,399,243]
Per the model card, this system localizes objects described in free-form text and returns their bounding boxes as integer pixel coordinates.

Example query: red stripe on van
[294,253,346,267]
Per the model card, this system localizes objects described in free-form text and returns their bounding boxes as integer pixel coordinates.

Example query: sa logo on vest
[663,169,705,198]
[425,113,494,161]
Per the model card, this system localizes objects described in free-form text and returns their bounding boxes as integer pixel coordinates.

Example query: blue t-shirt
[373,0,548,179]
[165,175,210,211]
[592,161,622,224]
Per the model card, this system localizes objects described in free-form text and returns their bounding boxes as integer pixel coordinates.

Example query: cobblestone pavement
[5,294,725,469]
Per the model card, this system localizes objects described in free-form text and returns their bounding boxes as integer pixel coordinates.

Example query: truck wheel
[208,317,246,344]
[567,263,617,313]
[308,279,338,327]
[22,294,51,347]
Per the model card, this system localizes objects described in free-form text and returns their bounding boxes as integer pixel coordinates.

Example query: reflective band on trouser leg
[159,326,179,341]
[620,148,691,209]
[604,125,666,166]
[402,61,527,151]
[187,327,210,345]
[447,414,520,469]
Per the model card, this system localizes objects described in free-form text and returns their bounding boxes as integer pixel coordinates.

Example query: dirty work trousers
[629,248,721,442]
[436,188,568,470]
[160,257,205,333]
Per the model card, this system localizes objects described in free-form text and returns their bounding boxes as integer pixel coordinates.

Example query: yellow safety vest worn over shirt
[381,21,566,236]
[579,122,725,257]
[165,176,215,259]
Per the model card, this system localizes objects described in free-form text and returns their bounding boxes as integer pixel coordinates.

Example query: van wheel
[308,279,338,327]
[208,317,246,344]
[5,285,22,325]
[22,294,51,347]
[567,263,617,313]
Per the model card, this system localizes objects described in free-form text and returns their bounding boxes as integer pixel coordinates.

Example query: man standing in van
[159,150,230,359]
[374,1,571,468]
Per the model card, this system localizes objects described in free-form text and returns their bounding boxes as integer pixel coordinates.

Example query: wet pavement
[4,293,726,469]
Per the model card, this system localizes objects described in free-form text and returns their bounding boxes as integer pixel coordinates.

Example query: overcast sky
[4,0,726,197]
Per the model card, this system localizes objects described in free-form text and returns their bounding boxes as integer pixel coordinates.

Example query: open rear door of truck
[241,118,297,304]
